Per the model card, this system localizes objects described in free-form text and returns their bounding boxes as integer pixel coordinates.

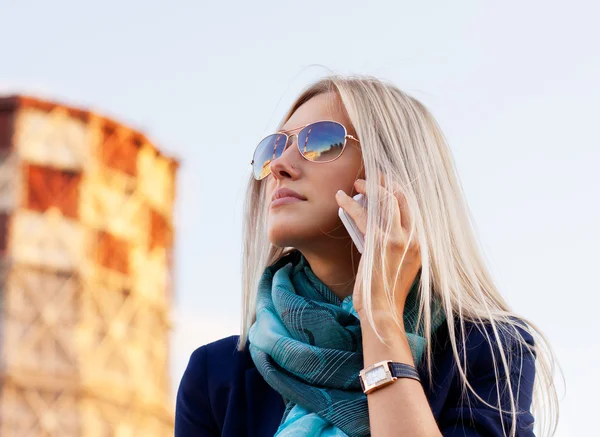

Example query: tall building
[0,95,178,436]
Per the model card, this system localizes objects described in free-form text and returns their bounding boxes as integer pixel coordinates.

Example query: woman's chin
[267,226,309,248]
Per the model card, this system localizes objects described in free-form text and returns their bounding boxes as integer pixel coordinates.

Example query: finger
[354,176,410,233]
[355,178,402,238]
[355,178,388,202]
[353,177,396,224]
[388,180,411,231]
[376,174,412,231]
[354,178,366,194]
[336,189,367,235]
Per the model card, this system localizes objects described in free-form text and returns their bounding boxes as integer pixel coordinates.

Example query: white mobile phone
[338,193,367,253]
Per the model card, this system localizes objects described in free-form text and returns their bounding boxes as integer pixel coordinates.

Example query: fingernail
[336,190,345,197]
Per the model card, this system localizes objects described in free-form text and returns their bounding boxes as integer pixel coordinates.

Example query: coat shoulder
[462,316,536,367]
[175,335,249,436]
[433,316,538,436]
[186,334,249,387]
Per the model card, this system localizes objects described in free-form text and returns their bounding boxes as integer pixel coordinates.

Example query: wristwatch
[359,360,421,394]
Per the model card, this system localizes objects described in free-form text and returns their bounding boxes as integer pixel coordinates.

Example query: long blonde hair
[238,74,561,437]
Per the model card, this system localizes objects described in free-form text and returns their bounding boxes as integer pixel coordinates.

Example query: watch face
[360,361,394,394]
[365,365,388,385]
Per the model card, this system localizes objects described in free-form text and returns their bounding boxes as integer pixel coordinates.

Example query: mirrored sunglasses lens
[297,121,346,162]
[253,133,286,179]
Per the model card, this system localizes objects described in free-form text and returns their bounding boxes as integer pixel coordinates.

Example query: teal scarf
[248,250,446,437]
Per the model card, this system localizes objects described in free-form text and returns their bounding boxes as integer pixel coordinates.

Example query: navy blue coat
[175,317,536,436]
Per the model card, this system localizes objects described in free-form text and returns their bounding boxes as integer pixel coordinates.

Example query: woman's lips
[270,197,306,207]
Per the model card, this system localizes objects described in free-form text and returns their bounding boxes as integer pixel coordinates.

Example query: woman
[175,75,560,437]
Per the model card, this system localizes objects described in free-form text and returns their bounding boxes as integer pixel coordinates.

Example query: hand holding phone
[338,193,367,253]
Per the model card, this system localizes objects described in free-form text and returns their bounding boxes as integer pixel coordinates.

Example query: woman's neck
[297,247,361,301]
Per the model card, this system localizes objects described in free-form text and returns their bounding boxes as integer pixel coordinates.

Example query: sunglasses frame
[250,119,360,180]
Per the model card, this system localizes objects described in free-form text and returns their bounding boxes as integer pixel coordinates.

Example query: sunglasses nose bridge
[275,133,298,161]
[269,132,296,164]
[284,133,298,151]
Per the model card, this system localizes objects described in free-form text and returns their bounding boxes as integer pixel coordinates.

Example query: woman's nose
[269,133,300,177]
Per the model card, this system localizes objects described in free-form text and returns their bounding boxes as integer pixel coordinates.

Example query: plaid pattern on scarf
[248,250,446,437]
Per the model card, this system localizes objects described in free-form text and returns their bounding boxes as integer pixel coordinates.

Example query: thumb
[336,190,367,235]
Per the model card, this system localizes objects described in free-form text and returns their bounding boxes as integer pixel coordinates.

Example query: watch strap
[389,361,421,382]
[359,360,421,395]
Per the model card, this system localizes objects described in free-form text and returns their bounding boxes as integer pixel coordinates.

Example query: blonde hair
[238,74,561,437]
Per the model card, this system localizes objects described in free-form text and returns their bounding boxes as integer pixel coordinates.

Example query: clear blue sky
[2,1,598,434]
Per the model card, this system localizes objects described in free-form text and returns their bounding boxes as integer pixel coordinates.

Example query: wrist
[361,324,415,367]
[359,308,415,366]
[358,307,406,331]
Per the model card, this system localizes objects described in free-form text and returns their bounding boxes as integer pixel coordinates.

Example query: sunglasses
[250,120,360,180]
